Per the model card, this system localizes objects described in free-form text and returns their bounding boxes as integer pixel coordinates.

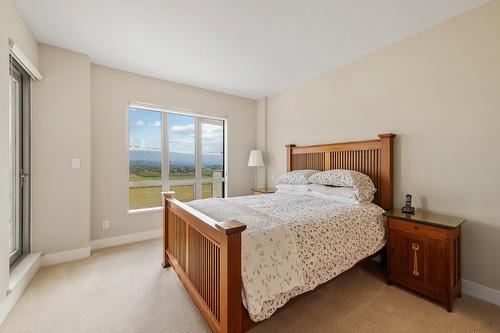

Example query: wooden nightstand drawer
[388,218,448,241]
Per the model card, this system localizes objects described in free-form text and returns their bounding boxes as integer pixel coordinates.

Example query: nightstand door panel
[389,229,448,300]
[391,231,426,284]
[427,239,447,296]
[388,230,401,275]
[404,236,425,283]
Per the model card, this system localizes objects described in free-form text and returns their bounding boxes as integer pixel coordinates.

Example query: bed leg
[162,192,173,269]
[162,227,170,268]
[162,256,170,268]
[380,248,387,269]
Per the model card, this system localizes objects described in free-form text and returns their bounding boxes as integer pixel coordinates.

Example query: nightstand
[383,209,466,312]
[251,188,276,195]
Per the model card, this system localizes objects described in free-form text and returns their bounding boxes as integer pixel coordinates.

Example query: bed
[161,133,395,333]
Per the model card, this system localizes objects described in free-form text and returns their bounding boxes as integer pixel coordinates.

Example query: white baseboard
[40,247,91,267]
[0,253,41,324]
[38,230,162,266]
[463,279,500,307]
[90,229,162,250]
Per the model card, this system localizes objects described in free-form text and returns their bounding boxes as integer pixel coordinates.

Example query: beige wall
[31,44,91,254]
[264,1,500,291]
[91,65,256,241]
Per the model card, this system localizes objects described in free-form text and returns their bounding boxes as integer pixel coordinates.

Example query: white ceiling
[16,0,489,99]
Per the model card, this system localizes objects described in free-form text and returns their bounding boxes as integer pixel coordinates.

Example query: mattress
[187,192,385,322]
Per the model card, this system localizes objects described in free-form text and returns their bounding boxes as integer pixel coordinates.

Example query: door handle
[20,173,29,186]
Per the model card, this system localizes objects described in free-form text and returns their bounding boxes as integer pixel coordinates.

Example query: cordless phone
[401,194,415,214]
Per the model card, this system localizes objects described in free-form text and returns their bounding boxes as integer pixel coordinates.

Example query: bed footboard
[162,192,246,333]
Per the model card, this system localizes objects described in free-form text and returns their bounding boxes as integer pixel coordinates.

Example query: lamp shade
[248,150,264,167]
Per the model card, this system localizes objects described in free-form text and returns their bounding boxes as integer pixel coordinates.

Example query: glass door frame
[197,117,225,199]
[9,56,31,267]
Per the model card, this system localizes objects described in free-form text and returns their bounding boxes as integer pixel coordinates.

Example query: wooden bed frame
[162,133,395,333]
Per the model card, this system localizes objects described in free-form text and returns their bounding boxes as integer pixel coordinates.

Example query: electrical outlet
[102,220,110,230]
[72,158,81,169]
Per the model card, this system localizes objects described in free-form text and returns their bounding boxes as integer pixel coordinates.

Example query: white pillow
[309,169,376,202]
[308,183,370,204]
[276,184,310,193]
[276,170,319,185]
[305,190,357,203]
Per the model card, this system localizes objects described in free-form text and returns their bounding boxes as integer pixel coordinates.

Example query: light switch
[72,159,81,169]
[102,220,110,230]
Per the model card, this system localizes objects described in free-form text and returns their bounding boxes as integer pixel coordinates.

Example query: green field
[129,174,161,182]
[129,182,221,210]
[129,167,223,209]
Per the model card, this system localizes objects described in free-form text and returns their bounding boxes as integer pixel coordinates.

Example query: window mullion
[195,117,202,199]
[162,112,169,191]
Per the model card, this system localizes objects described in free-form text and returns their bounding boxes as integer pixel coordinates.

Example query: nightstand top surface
[251,188,276,193]
[383,209,466,229]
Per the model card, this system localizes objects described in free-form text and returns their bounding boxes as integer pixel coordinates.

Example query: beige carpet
[1,239,499,333]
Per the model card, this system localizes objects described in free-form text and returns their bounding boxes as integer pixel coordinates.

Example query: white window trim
[127,102,228,213]
[9,39,43,81]
[127,207,163,215]
[129,101,227,121]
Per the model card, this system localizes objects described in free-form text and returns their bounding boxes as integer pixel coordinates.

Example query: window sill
[127,207,163,215]
[2,253,40,323]
[9,252,41,292]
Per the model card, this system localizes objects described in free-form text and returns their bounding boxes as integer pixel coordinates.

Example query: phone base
[401,206,415,214]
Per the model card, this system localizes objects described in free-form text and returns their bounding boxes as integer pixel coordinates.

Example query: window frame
[9,56,31,267]
[127,102,228,212]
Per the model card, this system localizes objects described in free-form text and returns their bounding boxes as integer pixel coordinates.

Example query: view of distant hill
[129,150,222,167]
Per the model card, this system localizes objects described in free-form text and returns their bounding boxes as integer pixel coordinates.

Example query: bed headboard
[286,133,395,210]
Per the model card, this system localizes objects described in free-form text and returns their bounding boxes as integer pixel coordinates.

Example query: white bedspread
[187,192,385,322]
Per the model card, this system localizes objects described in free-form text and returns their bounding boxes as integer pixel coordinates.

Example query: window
[128,108,163,209]
[128,105,226,210]
[9,56,31,267]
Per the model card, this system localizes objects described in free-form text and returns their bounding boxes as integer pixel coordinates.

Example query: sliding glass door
[128,106,226,210]
[200,118,224,199]
[9,57,31,266]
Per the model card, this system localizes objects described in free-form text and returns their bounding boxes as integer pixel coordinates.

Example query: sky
[129,108,162,150]
[128,107,223,157]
